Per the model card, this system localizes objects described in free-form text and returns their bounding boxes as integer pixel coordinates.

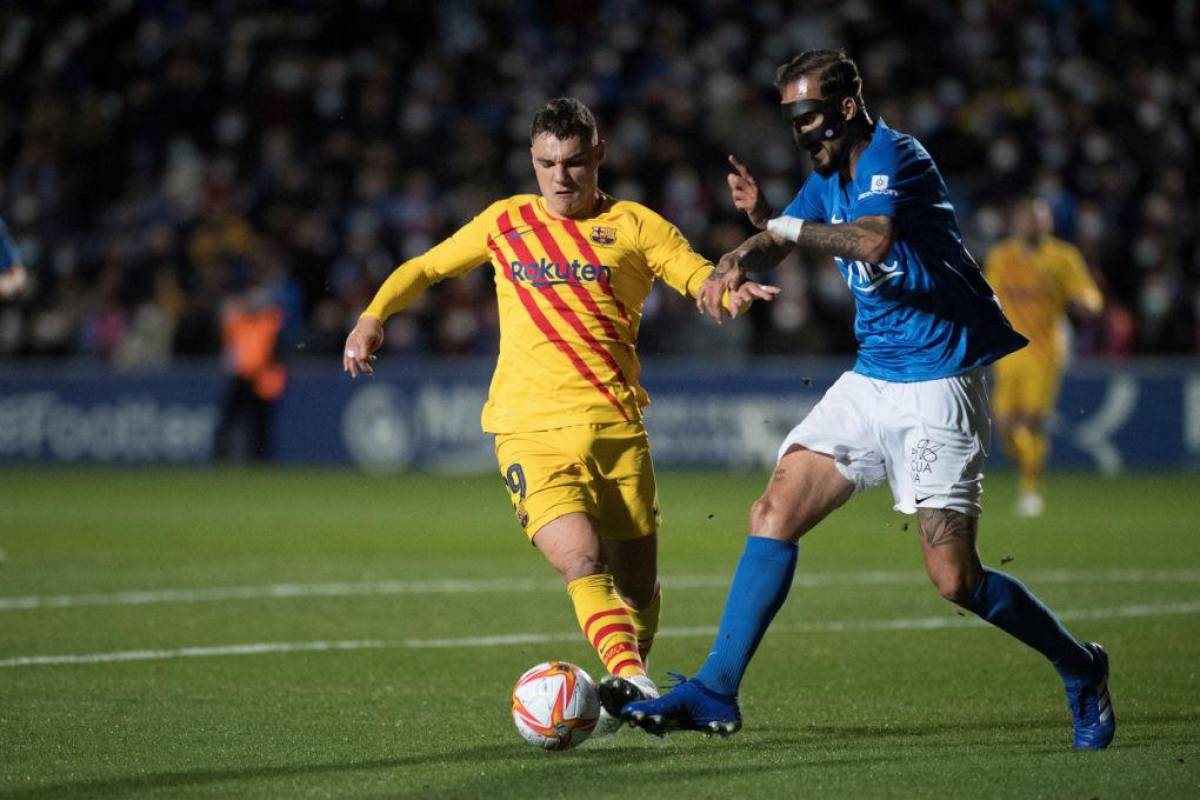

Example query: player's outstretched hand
[727,281,780,319]
[343,315,384,377]
[697,249,750,321]
[727,155,771,230]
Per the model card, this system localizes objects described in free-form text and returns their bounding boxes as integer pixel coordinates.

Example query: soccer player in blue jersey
[0,216,28,299]
[621,49,1115,750]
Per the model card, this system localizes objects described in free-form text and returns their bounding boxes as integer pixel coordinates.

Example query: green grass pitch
[1,468,1198,798]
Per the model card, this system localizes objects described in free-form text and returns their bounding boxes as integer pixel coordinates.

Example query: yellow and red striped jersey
[364,193,713,433]
[984,236,1103,363]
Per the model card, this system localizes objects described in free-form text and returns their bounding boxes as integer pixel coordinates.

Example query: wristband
[766,216,805,242]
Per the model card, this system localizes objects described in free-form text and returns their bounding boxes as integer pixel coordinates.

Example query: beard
[812,158,838,178]
[809,140,848,178]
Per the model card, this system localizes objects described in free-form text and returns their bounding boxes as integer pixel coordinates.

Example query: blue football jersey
[783,120,1026,381]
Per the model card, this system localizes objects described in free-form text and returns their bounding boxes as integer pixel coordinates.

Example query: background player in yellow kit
[985,196,1103,517]
[342,97,775,726]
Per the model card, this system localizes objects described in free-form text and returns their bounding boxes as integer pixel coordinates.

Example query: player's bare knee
[747,495,773,532]
[748,495,800,541]
[555,553,607,584]
[927,563,983,607]
[930,573,973,606]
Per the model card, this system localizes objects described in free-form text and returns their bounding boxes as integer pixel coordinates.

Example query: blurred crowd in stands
[0,0,1195,367]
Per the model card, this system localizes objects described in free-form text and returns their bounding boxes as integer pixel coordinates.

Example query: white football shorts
[777,369,991,517]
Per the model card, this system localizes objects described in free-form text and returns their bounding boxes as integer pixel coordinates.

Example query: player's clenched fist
[727,155,771,230]
[343,315,383,377]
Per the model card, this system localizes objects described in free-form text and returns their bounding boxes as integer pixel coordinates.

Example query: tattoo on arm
[797,215,894,262]
[916,508,977,548]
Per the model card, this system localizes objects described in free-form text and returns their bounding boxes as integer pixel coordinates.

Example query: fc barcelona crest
[590,226,617,246]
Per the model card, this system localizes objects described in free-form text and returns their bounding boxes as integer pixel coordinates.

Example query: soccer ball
[511,660,601,751]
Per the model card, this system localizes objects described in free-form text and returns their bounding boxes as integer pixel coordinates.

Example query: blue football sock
[970,567,1093,679]
[696,536,799,696]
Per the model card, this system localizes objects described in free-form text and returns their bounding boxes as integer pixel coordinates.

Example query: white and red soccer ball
[511,660,601,751]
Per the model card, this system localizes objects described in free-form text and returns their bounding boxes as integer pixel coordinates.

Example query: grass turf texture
[1,468,1197,799]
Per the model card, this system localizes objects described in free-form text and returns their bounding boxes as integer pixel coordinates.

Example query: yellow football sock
[567,573,645,678]
[1011,426,1048,495]
[625,586,661,662]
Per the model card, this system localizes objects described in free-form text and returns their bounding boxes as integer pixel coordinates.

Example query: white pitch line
[0,578,565,611]
[404,600,1200,648]
[3,568,1200,612]
[0,640,388,668]
[2,601,1197,669]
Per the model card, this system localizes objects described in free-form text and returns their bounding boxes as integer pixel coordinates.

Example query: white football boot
[593,674,659,737]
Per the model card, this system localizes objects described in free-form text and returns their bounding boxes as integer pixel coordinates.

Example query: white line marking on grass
[3,568,1200,612]
[404,600,1200,647]
[0,578,565,611]
[0,640,388,668]
[3,601,1197,668]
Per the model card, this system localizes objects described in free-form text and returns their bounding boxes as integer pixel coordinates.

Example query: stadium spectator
[213,283,287,462]
[0,2,1193,360]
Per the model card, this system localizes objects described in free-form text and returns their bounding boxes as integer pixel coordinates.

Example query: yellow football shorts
[992,348,1063,417]
[494,421,660,541]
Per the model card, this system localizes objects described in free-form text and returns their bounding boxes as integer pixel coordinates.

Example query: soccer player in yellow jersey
[985,197,1103,517]
[342,97,775,729]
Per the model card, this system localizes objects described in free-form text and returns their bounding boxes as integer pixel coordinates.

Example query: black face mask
[780,97,846,150]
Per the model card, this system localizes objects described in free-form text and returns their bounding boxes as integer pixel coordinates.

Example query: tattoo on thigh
[917,509,976,548]
[771,467,787,483]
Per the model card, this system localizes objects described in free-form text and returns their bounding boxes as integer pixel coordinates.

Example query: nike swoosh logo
[506,229,533,239]
[915,495,934,504]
